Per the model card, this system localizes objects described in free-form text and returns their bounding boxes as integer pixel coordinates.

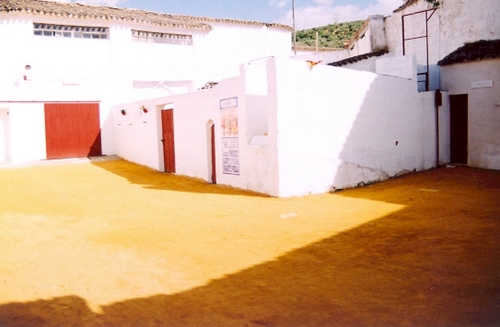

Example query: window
[33,23,109,39]
[132,30,192,45]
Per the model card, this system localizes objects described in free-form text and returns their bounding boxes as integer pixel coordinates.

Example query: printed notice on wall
[220,97,240,175]
[221,137,239,175]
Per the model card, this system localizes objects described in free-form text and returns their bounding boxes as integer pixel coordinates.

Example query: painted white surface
[113,66,280,196]
[383,0,500,91]
[114,57,447,197]
[376,55,417,79]
[369,15,388,52]
[293,49,348,64]
[271,57,439,197]
[332,53,392,73]
[0,109,11,162]
[1,103,47,163]
[194,23,291,86]
[441,59,500,170]
[347,16,387,57]
[0,13,291,164]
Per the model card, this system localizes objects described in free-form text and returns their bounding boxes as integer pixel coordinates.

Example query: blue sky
[52,0,403,30]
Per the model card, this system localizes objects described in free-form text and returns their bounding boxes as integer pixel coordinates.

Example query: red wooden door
[161,109,176,173]
[210,123,216,183]
[44,103,101,159]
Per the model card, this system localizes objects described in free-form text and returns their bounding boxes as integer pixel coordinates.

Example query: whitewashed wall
[438,0,500,60]
[191,22,291,87]
[441,59,500,170]
[0,15,291,93]
[347,15,387,57]
[0,77,120,161]
[114,57,447,197]
[0,103,46,163]
[0,13,291,164]
[0,109,11,162]
[293,49,348,66]
[384,0,500,91]
[270,57,444,197]
[113,62,281,196]
[0,98,117,163]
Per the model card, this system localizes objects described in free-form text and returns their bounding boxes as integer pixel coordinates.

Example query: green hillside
[295,20,366,49]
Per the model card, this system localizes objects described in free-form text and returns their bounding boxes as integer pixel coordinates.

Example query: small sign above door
[471,80,493,89]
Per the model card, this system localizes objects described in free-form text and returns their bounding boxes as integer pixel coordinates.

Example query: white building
[0,0,292,163]
[115,55,445,197]
[113,0,499,197]
[1,0,498,197]
[336,0,499,92]
[438,40,500,170]
[327,0,500,170]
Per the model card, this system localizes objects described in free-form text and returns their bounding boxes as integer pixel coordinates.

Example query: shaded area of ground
[92,159,268,197]
[0,160,499,326]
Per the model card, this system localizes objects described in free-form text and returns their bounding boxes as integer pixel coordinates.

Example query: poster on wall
[220,97,239,175]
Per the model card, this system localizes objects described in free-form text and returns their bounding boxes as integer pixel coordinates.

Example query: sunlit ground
[0,159,404,313]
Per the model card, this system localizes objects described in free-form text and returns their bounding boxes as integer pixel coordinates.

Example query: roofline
[327,50,389,67]
[296,45,345,52]
[171,14,293,31]
[394,0,439,13]
[438,39,500,66]
[0,0,293,32]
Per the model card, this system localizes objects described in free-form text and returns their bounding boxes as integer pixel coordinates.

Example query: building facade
[0,0,292,163]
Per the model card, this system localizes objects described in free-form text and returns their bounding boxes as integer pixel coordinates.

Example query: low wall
[113,67,280,196]
[270,57,443,197]
[114,57,448,197]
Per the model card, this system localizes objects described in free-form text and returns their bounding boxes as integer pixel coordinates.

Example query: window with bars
[33,23,109,39]
[132,30,193,45]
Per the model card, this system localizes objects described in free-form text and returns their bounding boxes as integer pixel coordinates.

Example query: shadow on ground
[1,167,499,326]
[91,159,268,197]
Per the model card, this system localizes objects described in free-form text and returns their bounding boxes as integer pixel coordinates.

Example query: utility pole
[292,0,297,55]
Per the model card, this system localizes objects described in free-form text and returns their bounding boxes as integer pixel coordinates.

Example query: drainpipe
[435,89,442,167]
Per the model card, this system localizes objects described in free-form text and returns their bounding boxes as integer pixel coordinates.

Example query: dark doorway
[449,94,468,164]
[161,109,176,173]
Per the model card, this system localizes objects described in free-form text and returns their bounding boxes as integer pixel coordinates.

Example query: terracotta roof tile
[438,39,500,66]
[394,0,420,13]
[0,0,292,31]
[394,0,440,13]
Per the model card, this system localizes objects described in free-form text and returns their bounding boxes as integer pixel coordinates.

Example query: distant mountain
[295,20,366,49]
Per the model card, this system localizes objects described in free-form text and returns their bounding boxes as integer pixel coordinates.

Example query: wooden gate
[161,109,176,173]
[449,94,468,164]
[44,103,101,159]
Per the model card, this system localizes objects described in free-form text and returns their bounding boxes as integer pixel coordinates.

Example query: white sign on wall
[471,80,493,89]
[220,97,240,175]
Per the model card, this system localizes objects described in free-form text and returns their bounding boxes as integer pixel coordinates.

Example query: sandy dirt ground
[0,158,498,327]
